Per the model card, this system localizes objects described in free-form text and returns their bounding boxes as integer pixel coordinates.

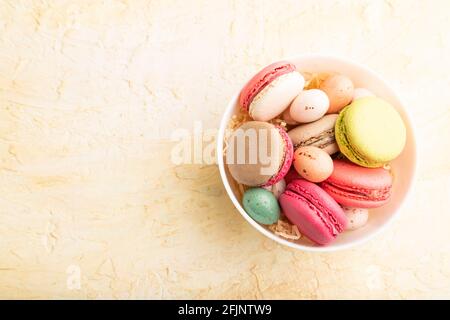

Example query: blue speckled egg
[243,188,280,225]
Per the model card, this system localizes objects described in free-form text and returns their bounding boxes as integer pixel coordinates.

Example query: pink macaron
[239,61,305,121]
[263,125,294,187]
[320,159,393,208]
[279,179,347,245]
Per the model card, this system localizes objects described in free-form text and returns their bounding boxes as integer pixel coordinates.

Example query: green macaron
[242,188,280,225]
[335,97,406,168]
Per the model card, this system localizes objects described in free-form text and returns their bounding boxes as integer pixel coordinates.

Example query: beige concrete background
[0,0,449,299]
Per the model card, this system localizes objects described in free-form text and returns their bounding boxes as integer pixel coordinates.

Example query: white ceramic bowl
[217,54,417,252]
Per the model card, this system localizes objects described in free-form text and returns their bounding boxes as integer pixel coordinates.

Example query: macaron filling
[294,128,335,150]
[261,126,293,187]
[285,182,344,236]
[321,181,391,201]
[241,63,295,111]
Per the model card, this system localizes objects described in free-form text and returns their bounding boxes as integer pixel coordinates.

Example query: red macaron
[320,159,393,208]
[279,179,347,245]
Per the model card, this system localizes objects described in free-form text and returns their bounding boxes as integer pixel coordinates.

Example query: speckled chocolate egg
[342,207,369,230]
[243,188,280,225]
[293,146,333,183]
[289,89,329,123]
[320,74,354,114]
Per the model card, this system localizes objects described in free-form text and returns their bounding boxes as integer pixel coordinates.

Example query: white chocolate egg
[289,89,329,123]
[343,207,369,230]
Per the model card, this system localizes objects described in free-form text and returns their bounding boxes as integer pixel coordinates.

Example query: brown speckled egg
[320,74,354,114]
[293,146,333,183]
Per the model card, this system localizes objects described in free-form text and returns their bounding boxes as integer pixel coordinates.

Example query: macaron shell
[226,121,284,186]
[249,71,305,121]
[321,143,339,155]
[327,159,392,189]
[239,61,296,111]
[288,114,339,155]
[336,97,406,167]
[279,180,347,245]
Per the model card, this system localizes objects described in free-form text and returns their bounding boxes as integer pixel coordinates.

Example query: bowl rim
[216,54,417,252]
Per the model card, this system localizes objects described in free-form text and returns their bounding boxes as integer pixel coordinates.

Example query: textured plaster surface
[0,0,449,299]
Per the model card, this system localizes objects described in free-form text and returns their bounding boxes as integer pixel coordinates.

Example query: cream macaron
[226,121,294,187]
